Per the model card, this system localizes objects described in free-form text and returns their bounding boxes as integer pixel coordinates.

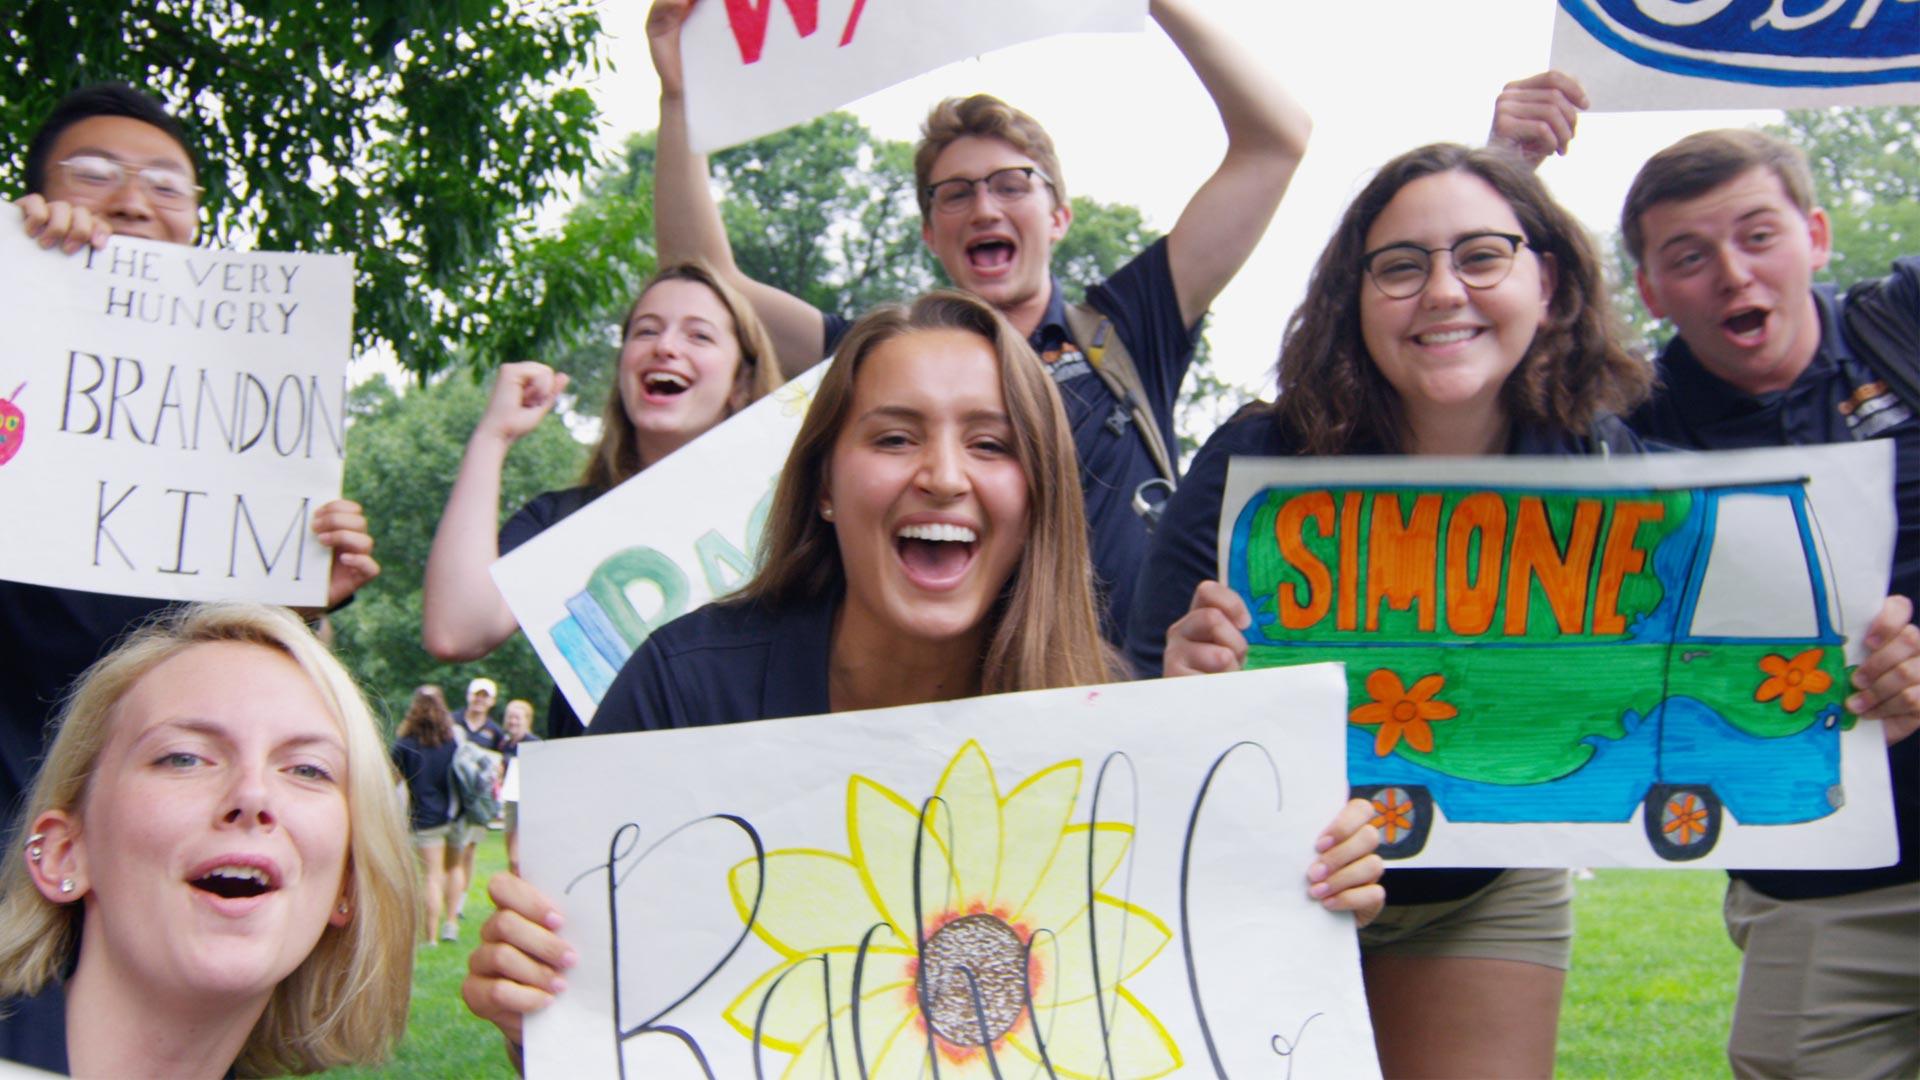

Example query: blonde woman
[0,604,415,1077]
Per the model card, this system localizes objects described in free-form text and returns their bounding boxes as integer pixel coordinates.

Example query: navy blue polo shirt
[589,594,834,734]
[499,486,599,740]
[1629,259,1920,901]
[823,238,1200,643]
[1122,410,1640,906]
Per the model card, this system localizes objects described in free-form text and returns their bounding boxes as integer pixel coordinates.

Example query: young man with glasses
[646,0,1310,642]
[1492,74,1920,1079]
[1,84,382,824]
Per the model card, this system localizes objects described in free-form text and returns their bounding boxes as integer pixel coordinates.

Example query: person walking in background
[390,685,462,946]
[499,699,541,877]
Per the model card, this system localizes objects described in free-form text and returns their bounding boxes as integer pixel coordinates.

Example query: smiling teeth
[1418,328,1479,345]
[644,372,689,391]
[206,865,269,886]
[897,523,977,543]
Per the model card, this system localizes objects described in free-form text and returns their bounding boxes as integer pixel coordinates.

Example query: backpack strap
[1062,302,1178,485]
[1836,274,1920,417]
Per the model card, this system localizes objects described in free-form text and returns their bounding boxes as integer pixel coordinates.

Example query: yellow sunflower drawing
[721,741,1181,1079]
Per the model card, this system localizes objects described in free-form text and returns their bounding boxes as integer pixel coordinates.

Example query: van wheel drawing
[1355,784,1432,860]
[1644,784,1722,861]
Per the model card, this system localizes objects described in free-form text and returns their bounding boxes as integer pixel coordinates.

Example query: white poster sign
[1551,0,1920,111]
[522,663,1379,1079]
[491,367,826,724]
[1219,442,1899,871]
[681,0,1148,153]
[0,211,353,605]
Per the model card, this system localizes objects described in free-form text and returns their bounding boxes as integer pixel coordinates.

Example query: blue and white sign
[1552,0,1920,110]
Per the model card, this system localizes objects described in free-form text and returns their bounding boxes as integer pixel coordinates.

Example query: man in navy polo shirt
[1620,130,1919,1080]
[643,0,1311,641]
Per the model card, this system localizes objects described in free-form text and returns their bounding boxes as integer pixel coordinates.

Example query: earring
[337,902,350,916]
[821,505,835,521]
[25,833,43,863]
[59,878,74,895]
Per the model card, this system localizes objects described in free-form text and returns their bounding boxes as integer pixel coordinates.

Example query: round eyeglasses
[924,166,1053,216]
[1362,232,1528,300]
[55,155,202,205]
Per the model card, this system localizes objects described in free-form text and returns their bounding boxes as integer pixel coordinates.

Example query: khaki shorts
[1359,868,1574,970]
[448,816,483,851]
[411,822,453,849]
[1724,878,1920,1080]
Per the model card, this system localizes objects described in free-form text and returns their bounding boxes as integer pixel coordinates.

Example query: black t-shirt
[823,239,1200,643]
[499,486,600,740]
[458,717,507,752]
[589,595,834,735]
[390,736,458,832]
[0,982,69,1073]
[1123,411,1640,906]
[0,584,173,826]
[1629,259,1920,901]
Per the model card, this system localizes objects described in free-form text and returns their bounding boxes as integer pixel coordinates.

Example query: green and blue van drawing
[1226,477,1855,861]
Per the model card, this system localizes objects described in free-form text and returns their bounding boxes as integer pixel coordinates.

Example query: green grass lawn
[334,843,1739,1078]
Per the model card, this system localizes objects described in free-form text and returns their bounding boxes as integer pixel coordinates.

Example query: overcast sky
[575,0,1781,393]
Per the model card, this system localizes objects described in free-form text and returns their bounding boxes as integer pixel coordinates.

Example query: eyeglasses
[55,155,202,205]
[1362,232,1528,300]
[924,166,1053,215]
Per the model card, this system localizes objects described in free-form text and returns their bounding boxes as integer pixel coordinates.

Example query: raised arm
[421,362,569,661]
[1487,70,1590,169]
[1151,0,1312,328]
[649,0,828,378]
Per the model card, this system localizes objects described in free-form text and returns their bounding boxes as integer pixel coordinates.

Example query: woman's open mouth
[188,862,277,901]
[894,522,980,589]
[641,371,692,399]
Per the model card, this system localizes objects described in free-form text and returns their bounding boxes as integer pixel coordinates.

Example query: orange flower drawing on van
[1755,648,1833,713]
[1351,669,1457,756]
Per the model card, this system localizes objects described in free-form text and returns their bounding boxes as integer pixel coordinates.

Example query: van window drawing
[1221,450,1898,870]
[528,671,1382,1079]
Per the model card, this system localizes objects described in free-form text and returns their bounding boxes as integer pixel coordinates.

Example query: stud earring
[25,833,43,863]
[821,505,835,520]
[59,878,74,895]
[338,902,350,915]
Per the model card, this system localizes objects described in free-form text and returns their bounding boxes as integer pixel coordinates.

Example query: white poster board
[681,0,1148,152]
[1219,442,1899,871]
[492,367,826,724]
[0,212,353,605]
[522,663,1378,1079]
[1551,0,1920,111]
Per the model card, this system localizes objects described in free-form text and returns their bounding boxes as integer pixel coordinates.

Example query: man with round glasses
[646,0,1310,642]
[1,83,381,827]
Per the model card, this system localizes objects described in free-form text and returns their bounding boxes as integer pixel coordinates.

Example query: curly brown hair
[1270,143,1648,455]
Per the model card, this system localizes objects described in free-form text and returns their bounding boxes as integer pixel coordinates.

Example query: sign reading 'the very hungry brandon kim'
[0,209,354,606]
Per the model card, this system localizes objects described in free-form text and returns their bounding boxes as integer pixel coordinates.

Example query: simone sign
[0,214,353,605]
[1551,0,1920,109]
[1219,444,1899,871]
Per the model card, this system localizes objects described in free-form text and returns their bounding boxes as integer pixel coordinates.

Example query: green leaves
[1,0,603,376]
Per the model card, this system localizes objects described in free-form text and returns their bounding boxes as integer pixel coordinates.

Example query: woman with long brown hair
[421,261,785,739]
[457,290,1387,1059]
[1127,142,1649,1078]
[389,685,461,944]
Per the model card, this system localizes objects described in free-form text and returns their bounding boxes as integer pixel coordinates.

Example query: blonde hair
[582,260,786,492]
[0,603,415,1075]
[738,290,1119,692]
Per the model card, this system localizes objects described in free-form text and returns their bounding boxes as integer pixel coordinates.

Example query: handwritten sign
[681,0,1148,152]
[1220,443,1899,870]
[1552,0,1920,110]
[0,212,353,605]
[521,663,1379,1079]
[491,365,827,724]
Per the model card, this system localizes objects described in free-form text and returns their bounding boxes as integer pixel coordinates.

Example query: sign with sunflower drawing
[519,664,1380,1078]
[1221,442,1899,870]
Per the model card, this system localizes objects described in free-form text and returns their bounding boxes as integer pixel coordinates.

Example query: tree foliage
[330,375,587,730]
[1,0,602,376]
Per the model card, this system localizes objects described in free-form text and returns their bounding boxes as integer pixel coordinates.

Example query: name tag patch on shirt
[1840,380,1913,440]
